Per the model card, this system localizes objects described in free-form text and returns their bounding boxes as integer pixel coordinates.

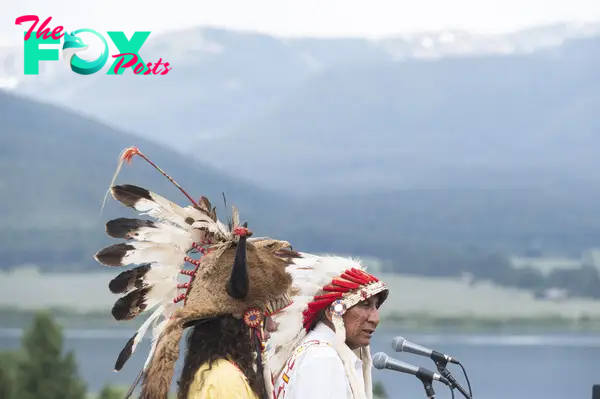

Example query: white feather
[131,196,193,230]
[114,280,181,372]
[145,263,181,282]
[142,304,176,371]
[217,220,231,234]
[129,222,195,252]
[143,278,179,309]
[231,205,240,228]
[129,304,164,360]
[191,220,231,239]
[267,253,368,380]
[118,242,185,267]
[184,205,218,224]
[121,188,231,243]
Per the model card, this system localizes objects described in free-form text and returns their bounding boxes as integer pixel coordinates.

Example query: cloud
[2,0,600,47]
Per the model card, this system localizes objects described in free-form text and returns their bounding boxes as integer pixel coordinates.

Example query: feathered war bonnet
[94,147,297,399]
[267,253,389,399]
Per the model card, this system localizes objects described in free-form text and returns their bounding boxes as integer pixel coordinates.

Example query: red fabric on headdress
[301,268,381,331]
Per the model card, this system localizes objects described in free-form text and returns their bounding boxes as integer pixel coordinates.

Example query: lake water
[1,327,599,399]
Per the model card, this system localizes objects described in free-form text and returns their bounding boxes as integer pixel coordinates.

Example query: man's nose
[367,307,380,326]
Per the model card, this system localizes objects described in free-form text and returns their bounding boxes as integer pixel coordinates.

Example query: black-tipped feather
[111,184,152,208]
[95,243,135,267]
[106,218,156,239]
[115,333,137,371]
[109,264,152,294]
[112,287,151,321]
[197,195,217,222]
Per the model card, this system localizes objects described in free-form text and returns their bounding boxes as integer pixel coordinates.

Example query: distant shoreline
[4,307,600,333]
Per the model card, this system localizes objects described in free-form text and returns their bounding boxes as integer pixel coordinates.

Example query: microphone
[392,337,472,399]
[372,352,450,386]
[392,336,459,364]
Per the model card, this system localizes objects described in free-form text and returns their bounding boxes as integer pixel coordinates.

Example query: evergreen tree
[0,351,18,399]
[15,311,87,399]
[373,380,389,398]
[97,384,126,399]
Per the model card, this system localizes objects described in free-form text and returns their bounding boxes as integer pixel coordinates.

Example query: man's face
[262,315,278,340]
[342,295,381,350]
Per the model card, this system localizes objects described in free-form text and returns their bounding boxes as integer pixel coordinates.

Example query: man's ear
[324,306,333,322]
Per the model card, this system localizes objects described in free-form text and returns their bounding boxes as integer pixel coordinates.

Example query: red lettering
[15,15,39,41]
[111,53,172,76]
[37,17,52,40]
[161,63,172,75]
[133,62,145,74]
[143,63,153,75]
[51,26,64,40]
[112,53,139,74]
[15,15,64,41]
[140,59,172,75]
[151,58,165,75]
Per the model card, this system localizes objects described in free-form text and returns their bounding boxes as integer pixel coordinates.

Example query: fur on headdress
[94,147,297,399]
[267,253,389,399]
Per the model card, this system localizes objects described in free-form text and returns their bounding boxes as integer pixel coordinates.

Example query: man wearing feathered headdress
[94,147,298,399]
[267,253,389,399]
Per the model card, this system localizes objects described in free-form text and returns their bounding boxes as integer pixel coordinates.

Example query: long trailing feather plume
[101,146,200,215]
[94,146,240,383]
[100,148,129,216]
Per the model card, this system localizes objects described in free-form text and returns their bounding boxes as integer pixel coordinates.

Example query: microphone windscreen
[392,336,407,351]
[372,352,388,369]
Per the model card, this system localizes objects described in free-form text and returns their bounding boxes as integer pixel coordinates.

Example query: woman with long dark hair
[178,314,279,398]
[93,147,297,399]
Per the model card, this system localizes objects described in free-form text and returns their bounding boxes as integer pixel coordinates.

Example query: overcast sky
[3,0,600,46]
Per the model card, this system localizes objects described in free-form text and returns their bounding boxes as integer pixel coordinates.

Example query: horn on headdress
[227,222,250,299]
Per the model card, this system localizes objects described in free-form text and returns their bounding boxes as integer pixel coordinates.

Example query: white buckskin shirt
[273,322,365,399]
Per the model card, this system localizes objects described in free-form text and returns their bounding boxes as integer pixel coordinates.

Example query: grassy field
[509,255,585,276]
[378,273,600,319]
[4,266,600,328]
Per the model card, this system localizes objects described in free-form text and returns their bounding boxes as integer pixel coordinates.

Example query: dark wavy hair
[177,315,265,399]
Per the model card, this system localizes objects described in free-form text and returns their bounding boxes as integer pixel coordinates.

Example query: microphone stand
[416,369,436,399]
[434,358,471,399]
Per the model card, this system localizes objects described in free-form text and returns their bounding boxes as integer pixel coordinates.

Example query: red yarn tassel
[307,298,335,311]
[346,269,369,283]
[313,292,343,301]
[191,242,207,254]
[341,272,368,285]
[323,285,349,293]
[332,278,360,290]
[184,256,202,266]
[173,294,186,303]
[353,268,377,282]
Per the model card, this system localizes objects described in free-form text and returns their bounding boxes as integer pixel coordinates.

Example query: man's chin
[357,335,373,347]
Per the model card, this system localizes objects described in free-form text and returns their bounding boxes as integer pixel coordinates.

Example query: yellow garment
[187,358,260,399]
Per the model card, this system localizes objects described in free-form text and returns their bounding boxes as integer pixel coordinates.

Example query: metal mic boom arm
[416,368,437,399]
[372,352,451,399]
[392,336,472,399]
[434,357,472,399]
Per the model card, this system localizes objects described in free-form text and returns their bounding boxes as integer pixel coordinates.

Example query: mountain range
[0,89,297,270]
[3,23,600,275]
[2,23,600,194]
[3,87,600,274]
